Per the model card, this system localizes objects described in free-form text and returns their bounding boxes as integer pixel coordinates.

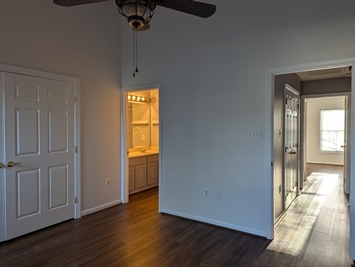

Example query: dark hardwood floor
[0,164,353,266]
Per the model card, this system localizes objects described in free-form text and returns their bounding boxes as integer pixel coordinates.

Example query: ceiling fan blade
[133,22,150,32]
[155,0,216,18]
[54,0,108,7]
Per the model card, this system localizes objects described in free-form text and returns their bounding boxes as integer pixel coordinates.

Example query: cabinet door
[147,162,158,186]
[135,164,147,190]
[128,166,135,193]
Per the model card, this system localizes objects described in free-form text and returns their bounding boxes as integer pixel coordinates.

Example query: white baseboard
[160,208,267,238]
[81,200,122,216]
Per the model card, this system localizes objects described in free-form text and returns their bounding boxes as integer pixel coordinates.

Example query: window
[320,109,345,152]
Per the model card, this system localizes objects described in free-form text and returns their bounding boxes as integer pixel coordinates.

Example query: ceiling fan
[54,0,217,31]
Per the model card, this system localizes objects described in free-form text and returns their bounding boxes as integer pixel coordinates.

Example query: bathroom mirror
[127,89,159,151]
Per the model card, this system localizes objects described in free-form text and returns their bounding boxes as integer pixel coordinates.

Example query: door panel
[49,165,69,210]
[48,110,68,152]
[17,169,40,218]
[16,109,40,155]
[284,84,299,209]
[4,72,75,240]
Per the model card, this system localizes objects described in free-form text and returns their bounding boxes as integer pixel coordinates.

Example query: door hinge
[271,162,274,167]
[73,96,77,102]
[73,197,78,204]
[345,104,348,108]
[73,146,78,153]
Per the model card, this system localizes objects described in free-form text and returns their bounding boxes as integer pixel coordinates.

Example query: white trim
[266,57,355,242]
[160,208,267,238]
[120,84,162,212]
[81,200,122,216]
[0,73,4,242]
[0,63,81,242]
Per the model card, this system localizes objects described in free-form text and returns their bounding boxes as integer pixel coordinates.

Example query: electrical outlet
[215,191,221,200]
[204,188,209,197]
[106,179,110,187]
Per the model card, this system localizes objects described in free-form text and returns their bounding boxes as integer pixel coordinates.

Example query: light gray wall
[0,0,122,215]
[120,0,355,238]
[306,97,345,165]
[274,74,300,219]
[302,77,351,95]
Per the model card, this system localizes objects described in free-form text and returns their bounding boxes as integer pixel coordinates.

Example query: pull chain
[133,29,135,77]
[135,30,138,74]
[132,29,139,77]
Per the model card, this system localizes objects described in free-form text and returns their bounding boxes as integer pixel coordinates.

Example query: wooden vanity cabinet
[129,154,159,194]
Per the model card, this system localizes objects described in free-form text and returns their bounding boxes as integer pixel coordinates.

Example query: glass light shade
[122,0,146,18]
[118,0,155,29]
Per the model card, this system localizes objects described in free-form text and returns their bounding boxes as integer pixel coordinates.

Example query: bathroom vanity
[129,152,159,194]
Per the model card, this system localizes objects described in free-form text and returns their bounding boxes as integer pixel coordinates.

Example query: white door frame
[0,64,81,242]
[120,84,162,211]
[266,58,355,246]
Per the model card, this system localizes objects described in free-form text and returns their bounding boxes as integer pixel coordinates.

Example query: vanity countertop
[129,150,159,158]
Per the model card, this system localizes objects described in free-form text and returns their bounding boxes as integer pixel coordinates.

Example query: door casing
[0,64,81,242]
[120,84,162,210]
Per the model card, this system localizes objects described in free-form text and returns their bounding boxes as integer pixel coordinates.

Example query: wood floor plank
[0,165,353,266]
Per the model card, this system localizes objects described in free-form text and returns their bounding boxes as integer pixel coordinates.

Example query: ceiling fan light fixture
[117,0,155,29]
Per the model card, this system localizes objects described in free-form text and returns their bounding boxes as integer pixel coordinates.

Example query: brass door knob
[7,161,20,167]
[0,163,4,168]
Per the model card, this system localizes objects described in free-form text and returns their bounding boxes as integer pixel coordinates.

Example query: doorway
[266,58,355,242]
[120,85,161,208]
[274,71,351,223]
[303,95,349,195]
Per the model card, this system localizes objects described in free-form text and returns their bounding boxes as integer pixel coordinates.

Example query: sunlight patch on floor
[267,172,339,256]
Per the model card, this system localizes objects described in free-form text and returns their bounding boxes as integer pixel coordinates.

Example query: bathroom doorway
[120,85,161,209]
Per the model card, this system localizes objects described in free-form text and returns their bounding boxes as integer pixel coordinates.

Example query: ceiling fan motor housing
[117,0,155,29]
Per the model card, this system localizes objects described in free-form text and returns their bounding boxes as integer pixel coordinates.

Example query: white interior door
[3,72,75,240]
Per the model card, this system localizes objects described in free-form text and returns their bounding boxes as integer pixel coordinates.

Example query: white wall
[306,97,345,165]
[120,0,355,238]
[0,0,122,215]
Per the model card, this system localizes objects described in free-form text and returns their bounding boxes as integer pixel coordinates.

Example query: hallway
[267,164,352,266]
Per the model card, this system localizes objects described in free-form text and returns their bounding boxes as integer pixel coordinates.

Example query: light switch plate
[251,130,264,139]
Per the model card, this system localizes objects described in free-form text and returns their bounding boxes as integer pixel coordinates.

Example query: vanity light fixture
[128,94,149,103]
